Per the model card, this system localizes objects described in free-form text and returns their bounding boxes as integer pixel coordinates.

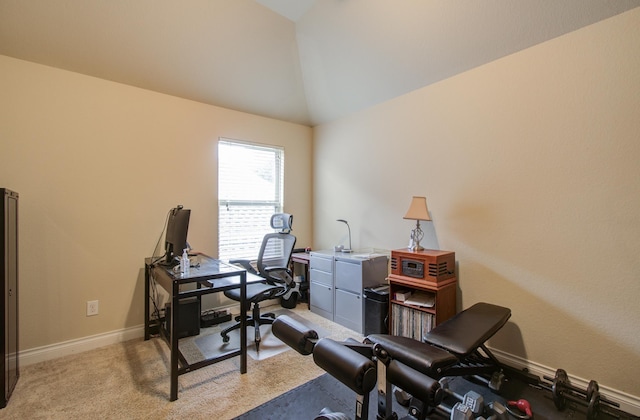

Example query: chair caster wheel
[222,336,230,343]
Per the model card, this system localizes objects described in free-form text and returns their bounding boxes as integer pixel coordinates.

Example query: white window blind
[218,139,284,261]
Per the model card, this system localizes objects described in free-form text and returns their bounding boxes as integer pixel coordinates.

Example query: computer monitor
[164,206,191,265]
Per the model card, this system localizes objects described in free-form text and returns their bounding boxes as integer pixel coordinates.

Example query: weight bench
[366,302,538,390]
[272,302,538,419]
[272,315,444,420]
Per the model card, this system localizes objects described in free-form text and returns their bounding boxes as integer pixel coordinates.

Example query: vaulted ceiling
[1,0,638,126]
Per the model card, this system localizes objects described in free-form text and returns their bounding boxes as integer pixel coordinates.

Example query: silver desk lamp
[336,219,352,253]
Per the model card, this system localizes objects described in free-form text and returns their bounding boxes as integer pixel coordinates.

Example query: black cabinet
[0,188,19,408]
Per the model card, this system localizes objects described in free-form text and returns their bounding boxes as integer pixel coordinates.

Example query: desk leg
[292,258,311,309]
[170,280,179,401]
[303,263,310,309]
[240,271,247,374]
[144,263,150,340]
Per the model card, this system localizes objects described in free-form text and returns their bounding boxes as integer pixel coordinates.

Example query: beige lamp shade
[403,196,431,221]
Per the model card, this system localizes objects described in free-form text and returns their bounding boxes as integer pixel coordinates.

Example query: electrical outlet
[87,300,99,316]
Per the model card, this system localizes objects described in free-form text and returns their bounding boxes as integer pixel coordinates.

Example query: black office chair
[221,213,297,352]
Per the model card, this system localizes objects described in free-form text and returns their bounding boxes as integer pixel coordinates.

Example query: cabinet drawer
[310,255,333,273]
[310,281,333,314]
[335,260,362,292]
[334,288,363,333]
[310,268,332,287]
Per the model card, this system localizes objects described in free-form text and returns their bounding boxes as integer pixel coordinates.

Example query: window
[218,139,284,261]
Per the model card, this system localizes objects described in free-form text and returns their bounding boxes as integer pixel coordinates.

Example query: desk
[144,255,257,401]
[291,252,310,309]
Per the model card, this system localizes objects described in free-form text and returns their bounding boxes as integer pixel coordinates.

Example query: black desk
[144,255,258,401]
[291,252,311,309]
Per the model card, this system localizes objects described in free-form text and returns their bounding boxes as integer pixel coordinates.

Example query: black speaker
[165,298,200,338]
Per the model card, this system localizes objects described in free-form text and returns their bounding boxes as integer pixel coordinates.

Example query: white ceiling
[1,0,638,126]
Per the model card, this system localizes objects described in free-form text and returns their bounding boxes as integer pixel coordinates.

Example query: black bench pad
[365,335,458,375]
[425,302,511,356]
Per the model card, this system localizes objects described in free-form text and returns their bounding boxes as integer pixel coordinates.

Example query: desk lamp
[403,196,431,251]
[336,219,352,253]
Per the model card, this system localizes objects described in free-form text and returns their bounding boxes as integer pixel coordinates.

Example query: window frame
[217,138,285,261]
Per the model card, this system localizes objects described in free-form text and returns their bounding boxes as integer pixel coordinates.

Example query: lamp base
[341,248,352,253]
[408,225,425,252]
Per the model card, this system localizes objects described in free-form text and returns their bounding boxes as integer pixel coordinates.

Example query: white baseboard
[17,326,640,417]
[20,324,145,367]
[492,348,640,417]
[19,304,242,367]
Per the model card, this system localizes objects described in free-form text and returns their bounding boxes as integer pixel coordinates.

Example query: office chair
[221,213,297,352]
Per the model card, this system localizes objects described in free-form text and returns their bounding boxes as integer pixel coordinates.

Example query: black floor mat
[233,372,406,420]
[234,372,636,420]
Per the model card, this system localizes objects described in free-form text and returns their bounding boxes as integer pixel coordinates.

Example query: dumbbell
[506,399,533,419]
[469,371,507,393]
[540,369,621,420]
[436,401,474,420]
[437,400,508,420]
[439,378,485,417]
[314,407,350,420]
[542,369,619,411]
[476,401,509,420]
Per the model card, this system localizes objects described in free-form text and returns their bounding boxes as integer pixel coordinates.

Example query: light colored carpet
[2,304,361,420]
[188,309,328,362]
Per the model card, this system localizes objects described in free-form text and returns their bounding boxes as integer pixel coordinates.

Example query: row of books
[390,303,435,341]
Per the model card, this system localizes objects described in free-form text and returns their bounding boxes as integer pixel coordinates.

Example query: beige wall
[313,10,640,395]
[0,55,313,350]
[1,5,638,406]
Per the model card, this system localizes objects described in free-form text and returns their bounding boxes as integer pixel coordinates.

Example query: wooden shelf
[387,249,457,341]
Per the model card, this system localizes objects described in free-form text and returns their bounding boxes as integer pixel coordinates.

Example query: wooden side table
[387,248,457,340]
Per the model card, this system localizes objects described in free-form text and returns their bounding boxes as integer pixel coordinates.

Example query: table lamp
[403,196,431,251]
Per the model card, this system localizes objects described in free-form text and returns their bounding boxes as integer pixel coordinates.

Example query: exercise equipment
[439,378,485,417]
[272,314,443,420]
[484,401,509,420]
[471,401,509,420]
[436,378,510,420]
[539,368,620,420]
[468,371,507,394]
[436,401,473,420]
[315,407,351,420]
[433,390,509,420]
[371,338,445,419]
[366,303,539,392]
[272,303,540,420]
[506,399,532,419]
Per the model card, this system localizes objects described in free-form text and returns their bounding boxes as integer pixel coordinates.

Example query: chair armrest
[263,265,292,275]
[263,266,293,283]
[229,259,258,275]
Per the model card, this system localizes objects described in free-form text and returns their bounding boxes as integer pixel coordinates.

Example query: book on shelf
[394,289,412,301]
[391,303,435,341]
[402,291,435,308]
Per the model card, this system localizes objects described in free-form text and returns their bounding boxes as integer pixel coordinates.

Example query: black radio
[402,259,425,279]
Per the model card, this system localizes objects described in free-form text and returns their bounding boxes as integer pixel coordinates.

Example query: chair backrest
[270,213,293,233]
[256,214,297,284]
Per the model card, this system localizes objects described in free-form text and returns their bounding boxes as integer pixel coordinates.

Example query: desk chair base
[220,302,275,353]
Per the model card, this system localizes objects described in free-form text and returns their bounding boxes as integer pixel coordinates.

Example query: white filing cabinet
[309,252,334,320]
[310,250,388,334]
